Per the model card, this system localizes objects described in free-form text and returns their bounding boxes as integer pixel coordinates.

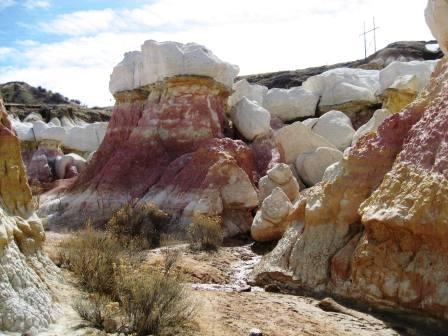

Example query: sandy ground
[35,232,426,336]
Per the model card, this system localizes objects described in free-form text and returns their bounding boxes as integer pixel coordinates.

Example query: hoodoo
[40,41,259,237]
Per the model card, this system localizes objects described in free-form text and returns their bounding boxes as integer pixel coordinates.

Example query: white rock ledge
[110,40,240,94]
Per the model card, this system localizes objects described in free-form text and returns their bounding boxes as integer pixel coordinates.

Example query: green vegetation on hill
[0,81,80,105]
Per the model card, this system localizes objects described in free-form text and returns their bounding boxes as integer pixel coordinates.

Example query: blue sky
[0,0,435,106]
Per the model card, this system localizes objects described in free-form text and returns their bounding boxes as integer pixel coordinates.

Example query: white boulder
[110,40,239,94]
[251,187,292,242]
[295,147,343,186]
[352,109,390,145]
[261,187,292,224]
[302,118,318,128]
[230,98,271,141]
[259,163,300,202]
[32,120,67,143]
[263,87,319,121]
[228,79,268,107]
[275,121,336,164]
[10,119,34,141]
[63,122,108,152]
[379,60,438,94]
[11,118,107,153]
[303,68,380,107]
[55,153,87,179]
[312,110,355,150]
[425,0,448,54]
[267,163,293,185]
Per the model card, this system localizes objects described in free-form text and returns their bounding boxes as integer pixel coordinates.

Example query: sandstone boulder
[274,121,336,164]
[303,68,380,108]
[263,87,319,121]
[259,163,300,203]
[311,110,355,150]
[55,153,87,180]
[230,97,271,141]
[228,79,268,107]
[295,147,343,187]
[379,60,437,112]
[251,188,292,242]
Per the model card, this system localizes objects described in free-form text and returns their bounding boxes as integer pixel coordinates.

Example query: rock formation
[253,49,448,320]
[263,87,318,122]
[228,79,268,107]
[40,41,259,237]
[0,99,55,333]
[274,121,336,164]
[379,60,437,112]
[242,40,443,89]
[230,97,271,141]
[295,147,343,187]
[309,110,355,150]
[252,164,300,241]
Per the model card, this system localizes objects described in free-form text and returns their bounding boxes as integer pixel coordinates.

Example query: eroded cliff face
[0,99,55,333]
[253,57,448,320]
[41,76,258,236]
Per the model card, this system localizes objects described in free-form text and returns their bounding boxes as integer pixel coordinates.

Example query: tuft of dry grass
[187,214,223,251]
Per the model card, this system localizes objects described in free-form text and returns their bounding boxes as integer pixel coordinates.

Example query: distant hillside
[0,81,111,123]
[242,41,443,89]
[0,81,80,105]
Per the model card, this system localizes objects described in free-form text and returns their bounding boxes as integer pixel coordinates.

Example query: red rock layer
[254,58,448,320]
[43,77,258,235]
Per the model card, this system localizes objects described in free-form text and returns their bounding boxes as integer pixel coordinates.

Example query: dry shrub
[59,222,125,297]
[187,214,223,251]
[106,200,170,249]
[117,262,194,336]
[62,222,195,336]
[72,294,110,329]
[161,248,181,275]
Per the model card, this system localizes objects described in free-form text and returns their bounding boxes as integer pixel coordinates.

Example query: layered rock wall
[0,99,55,333]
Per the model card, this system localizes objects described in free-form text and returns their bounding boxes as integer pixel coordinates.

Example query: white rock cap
[110,40,240,94]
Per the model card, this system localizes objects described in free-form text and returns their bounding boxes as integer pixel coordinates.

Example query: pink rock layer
[254,58,448,320]
[43,77,259,236]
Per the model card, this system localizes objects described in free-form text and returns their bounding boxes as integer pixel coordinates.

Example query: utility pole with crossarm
[361,17,380,59]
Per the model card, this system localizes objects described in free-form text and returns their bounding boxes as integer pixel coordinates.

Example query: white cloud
[0,0,15,11]
[24,0,50,10]
[0,0,434,107]
[0,47,16,58]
